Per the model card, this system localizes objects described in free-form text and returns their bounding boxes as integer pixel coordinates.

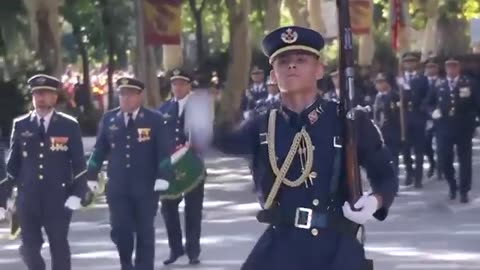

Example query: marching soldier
[0,137,6,221]
[0,74,89,270]
[241,66,269,119]
[323,70,340,101]
[373,73,402,177]
[215,26,398,270]
[253,76,281,115]
[398,52,430,187]
[423,57,442,180]
[86,77,172,270]
[427,58,480,203]
[158,68,205,265]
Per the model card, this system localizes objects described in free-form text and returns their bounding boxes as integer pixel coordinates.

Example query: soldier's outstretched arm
[0,121,21,207]
[86,116,111,181]
[68,121,88,197]
[357,115,398,221]
[214,117,260,156]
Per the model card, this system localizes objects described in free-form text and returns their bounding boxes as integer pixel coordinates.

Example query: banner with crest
[144,0,182,45]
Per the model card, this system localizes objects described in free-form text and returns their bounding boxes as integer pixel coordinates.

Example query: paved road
[0,138,479,269]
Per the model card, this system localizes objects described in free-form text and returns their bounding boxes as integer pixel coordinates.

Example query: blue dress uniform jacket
[402,74,430,184]
[374,91,402,176]
[1,111,88,270]
[158,98,206,262]
[86,106,173,270]
[215,97,398,270]
[426,76,480,194]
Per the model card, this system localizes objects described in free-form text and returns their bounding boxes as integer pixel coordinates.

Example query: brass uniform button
[312,199,319,206]
[39,154,44,158]
[39,175,44,180]
[126,145,130,149]
[40,143,44,147]
[126,164,130,168]
[39,164,43,169]
[126,154,130,158]
[311,228,318,236]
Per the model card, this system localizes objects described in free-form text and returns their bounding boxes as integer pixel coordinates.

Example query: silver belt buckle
[294,207,312,229]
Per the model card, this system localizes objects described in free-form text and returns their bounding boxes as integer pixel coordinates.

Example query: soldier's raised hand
[342,194,379,225]
[64,196,82,210]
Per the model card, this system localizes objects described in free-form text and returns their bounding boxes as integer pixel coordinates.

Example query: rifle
[336,0,362,232]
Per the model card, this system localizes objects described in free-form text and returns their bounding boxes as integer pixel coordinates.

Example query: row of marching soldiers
[241,53,480,204]
[354,53,477,204]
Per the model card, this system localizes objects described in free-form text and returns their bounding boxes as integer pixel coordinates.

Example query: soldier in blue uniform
[399,53,430,187]
[0,74,89,270]
[86,77,172,270]
[215,26,398,270]
[158,68,205,265]
[253,76,281,115]
[241,66,269,119]
[323,70,340,101]
[423,57,442,180]
[373,73,401,177]
[427,58,480,203]
[0,135,6,221]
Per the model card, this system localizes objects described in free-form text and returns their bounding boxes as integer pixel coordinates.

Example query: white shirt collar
[31,110,54,131]
[174,93,191,115]
[124,107,140,125]
[266,93,280,101]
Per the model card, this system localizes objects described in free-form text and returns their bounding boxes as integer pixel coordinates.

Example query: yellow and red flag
[390,0,410,52]
[144,0,182,45]
[349,0,373,35]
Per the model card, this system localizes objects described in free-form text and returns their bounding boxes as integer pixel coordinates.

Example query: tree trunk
[189,0,207,65]
[24,0,62,76]
[146,46,161,107]
[419,0,439,60]
[222,0,252,123]
[264,0,281,32]
[284,0,308,27]
[358,33,375,66]
[307,0,326,35]
[72,24,92,109]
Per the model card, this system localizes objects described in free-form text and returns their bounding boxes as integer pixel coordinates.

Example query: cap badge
[121,78,129,85]
[281,28,298,44]
[35,77,46,84]
[173,69,180,76]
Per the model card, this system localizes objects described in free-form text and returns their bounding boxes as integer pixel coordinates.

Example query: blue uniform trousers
[18,195,72,270]
[160,181,205,258]
[436,132,473,194]
[107,193,158,270]
[403,120,426,183]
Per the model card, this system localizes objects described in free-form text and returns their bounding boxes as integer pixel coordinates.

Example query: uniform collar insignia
[109,124,119,131]
[307,110,319,125]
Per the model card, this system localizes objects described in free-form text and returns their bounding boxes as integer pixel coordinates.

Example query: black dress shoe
[189,257,201,265]
[460,193,469,204]
[163,251,185,265]
[449,190,457,200]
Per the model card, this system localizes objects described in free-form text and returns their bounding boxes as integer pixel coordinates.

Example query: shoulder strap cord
[263,109,314,209]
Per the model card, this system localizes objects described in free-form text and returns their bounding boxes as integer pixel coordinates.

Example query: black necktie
[39,118,45,139]
[173,101,179,117]
[127,113,134,130]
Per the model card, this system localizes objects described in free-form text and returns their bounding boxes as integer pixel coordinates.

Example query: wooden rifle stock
[336,0,362,206]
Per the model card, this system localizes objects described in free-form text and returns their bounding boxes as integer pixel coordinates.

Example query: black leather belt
[256,206,356,235]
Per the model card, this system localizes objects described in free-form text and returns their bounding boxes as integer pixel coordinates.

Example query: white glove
[0,207,6,220]
[6,199,15,211]
[342,195,379,225]
[426,120,434,130]
[64,196,82,210]
[154,179,170,191]
[243,111,250,120]
[396,77,410,89]
[87,181,99,193]
[432,109,442,119]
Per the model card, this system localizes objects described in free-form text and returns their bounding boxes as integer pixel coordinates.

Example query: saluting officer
[215,26,398,270]
[158,68,205,265]
[86,77,172,270]
[0,74,89,270]
[427,58,480,203]
[253,76,281,115]
[399,52,430,187]
[373,73,402,177]
[423,57,442,180]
